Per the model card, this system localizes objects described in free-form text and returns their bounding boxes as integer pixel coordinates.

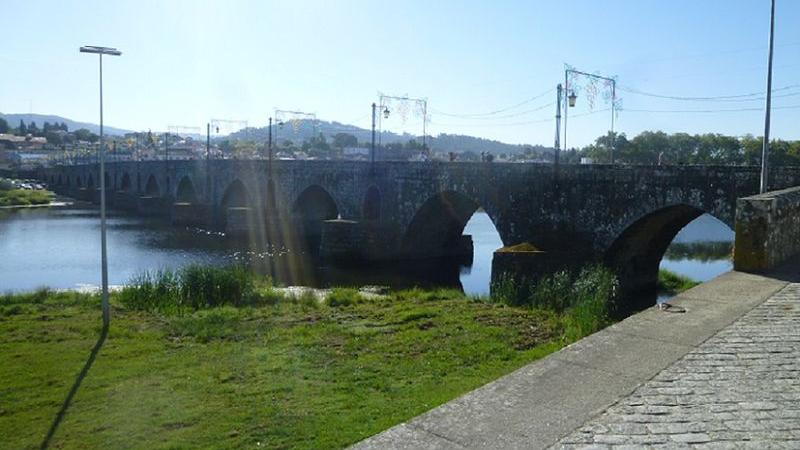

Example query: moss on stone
[496,242,542,253]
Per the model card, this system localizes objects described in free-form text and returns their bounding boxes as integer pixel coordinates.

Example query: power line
[618,83,800,102]
[432,101,556,121]
[430,107,610,128]
[624,104,800,114]
[431,87,553,118]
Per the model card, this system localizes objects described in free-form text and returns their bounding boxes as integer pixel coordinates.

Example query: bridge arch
[363,185,381,221]
[293,185,339,251]
[144,174,160,196]
[120,173,132,192]
[604,203,731,312]
[402,190,502,259]
[175,176,198,203]
[221,179,250,209]
[219,179,251,230]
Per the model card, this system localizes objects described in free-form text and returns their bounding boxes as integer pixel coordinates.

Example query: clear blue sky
[1,0,798,147]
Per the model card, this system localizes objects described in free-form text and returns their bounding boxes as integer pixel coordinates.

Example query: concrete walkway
[352,266,799,449]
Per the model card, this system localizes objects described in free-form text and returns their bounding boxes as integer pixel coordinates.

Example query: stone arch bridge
[39,161,800,309]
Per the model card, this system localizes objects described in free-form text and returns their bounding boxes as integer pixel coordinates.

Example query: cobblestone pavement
[554,284,800,449]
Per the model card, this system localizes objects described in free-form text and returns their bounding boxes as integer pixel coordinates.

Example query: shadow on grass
[40,323,108,450]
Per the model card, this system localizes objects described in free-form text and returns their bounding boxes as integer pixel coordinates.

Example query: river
[0,204,733,297]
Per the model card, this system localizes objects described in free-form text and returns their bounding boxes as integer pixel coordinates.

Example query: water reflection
[0,205,501,294]
[657,213,733,302]
[0,206,733,298]
[659,214,733,282]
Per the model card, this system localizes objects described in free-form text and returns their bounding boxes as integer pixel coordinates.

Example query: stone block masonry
[39,161,800,306]
[735,186,800,272]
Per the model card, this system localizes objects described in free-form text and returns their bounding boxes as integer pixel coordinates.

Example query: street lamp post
[79,45,121,329]
[555,84,562,166]
[268,117,273,170]
[564,68,617,163]
[371,103,377,166]
[760,0,776,194]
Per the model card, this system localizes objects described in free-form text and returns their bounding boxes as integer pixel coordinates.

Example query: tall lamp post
[79,45,121,329]
[371,103,377,167]
[760,0,776,194]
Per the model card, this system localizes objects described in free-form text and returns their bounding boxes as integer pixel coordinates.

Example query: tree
[73,128,99,143]
[45,130,63,145]
[0,118,8,134]
[18,120,27,135]
[332,132,357,148]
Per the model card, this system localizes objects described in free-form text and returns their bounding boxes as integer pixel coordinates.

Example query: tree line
[564,131,800,166]
[0,117,100,145]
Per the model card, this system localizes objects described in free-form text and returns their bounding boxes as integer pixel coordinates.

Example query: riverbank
[0,265,616,449]
[0,188,54,207]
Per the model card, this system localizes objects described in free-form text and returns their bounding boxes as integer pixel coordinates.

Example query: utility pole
[422,101,428,157]
[371,103,377,166]
[268,117,273,171]
[563,71,569,154]
[555,84,562,166]
[760,0,776,194]
[206,123,210,162]
[206,123,211,202]
[610,82,616,164]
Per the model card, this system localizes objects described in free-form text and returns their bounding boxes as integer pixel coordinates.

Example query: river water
[0,204,733,297]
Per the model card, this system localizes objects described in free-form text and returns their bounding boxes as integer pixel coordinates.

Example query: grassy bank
[0,265,616,449]
[657,269,700,295]
[0,188,54,206]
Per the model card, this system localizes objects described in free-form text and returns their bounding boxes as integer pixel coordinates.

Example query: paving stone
[553,283,800,448]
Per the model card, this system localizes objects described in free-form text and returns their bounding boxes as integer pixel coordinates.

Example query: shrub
[119,265,258,313]
[180,265,254,308]
[325,288,363,307]
[490,265,618,341]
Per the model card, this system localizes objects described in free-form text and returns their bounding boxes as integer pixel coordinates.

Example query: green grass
[490,265,617,340]
[118,265,259,313]
[0,284,572,449]
[657,269,700,294]
[0,189,54,206]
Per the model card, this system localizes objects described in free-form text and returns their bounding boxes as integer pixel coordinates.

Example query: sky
[1,0,799,148]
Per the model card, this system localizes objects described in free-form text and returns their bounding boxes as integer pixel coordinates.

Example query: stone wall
[734,186,800,272]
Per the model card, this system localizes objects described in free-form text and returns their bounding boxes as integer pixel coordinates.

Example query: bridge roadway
[352,261,800,449]
[38,160,800,311]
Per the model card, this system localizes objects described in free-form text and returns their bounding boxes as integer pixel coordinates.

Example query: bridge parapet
[734,186,800,272]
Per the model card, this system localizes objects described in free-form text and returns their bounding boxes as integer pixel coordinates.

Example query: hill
[228,119,542,155]
[0,113,133,136]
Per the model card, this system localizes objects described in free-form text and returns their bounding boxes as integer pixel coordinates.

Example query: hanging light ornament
[568,91,577,107]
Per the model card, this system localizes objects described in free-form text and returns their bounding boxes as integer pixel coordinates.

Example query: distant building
[580,157,594,165]
[0,134,26,149]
